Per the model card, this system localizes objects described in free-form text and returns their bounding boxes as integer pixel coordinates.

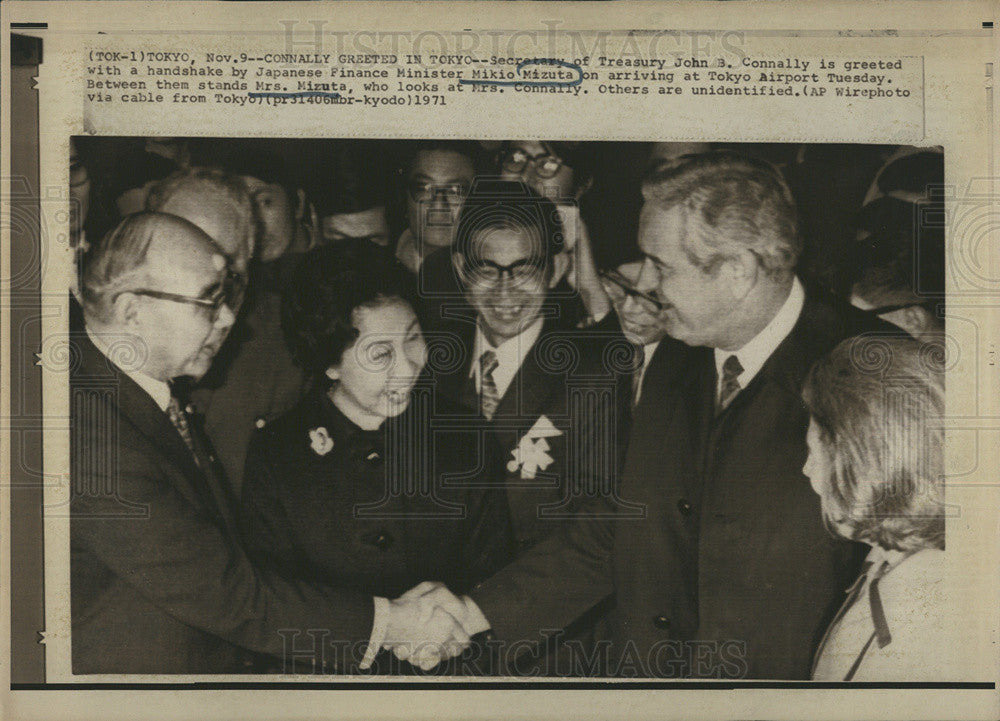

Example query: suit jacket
[242,386,515,673]
[70,331,376,674]
[242,386,513,597]
[431,308,636,555]
[470,291,898,679]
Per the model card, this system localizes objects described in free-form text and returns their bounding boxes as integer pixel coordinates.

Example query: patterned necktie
[631,343,646,407]
[479,350,501,421]
[167,394,199,464]
[716,354,744,414]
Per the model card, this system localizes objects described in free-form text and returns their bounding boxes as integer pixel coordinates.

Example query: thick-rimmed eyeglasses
[464,257,545,285]
[500,145,563,179]
[599,269,669,312]
[406,181,470,204]
[116,270,245,322]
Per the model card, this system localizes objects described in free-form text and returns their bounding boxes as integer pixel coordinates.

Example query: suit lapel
[75,331,232,524]
[493,329,555,425]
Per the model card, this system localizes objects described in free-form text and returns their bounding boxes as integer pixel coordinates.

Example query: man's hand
[383,582,472,670]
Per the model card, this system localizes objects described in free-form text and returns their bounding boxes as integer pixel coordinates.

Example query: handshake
[381,581,492,671]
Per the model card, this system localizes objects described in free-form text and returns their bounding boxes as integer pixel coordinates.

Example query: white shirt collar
[632,339,662,406]
[394,228,422,274]
[86,326,172,412]
[714,276,805,392]
[470,317,545,401]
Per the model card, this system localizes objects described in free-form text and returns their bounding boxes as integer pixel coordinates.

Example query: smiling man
[410,152,900,679]
[418,180,635,673]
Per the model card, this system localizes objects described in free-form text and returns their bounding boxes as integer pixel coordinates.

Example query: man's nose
[621,293,644,318]
[215,303,236,330]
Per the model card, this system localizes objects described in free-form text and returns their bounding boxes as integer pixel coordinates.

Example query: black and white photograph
[4,2,998,720]
[66,136,951,679]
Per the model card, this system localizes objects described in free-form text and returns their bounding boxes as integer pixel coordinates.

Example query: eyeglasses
[406,181,470,203]
[117,269,245,322]
[500,145,563,179]
[464,257,545,285]
[599,269,669,312]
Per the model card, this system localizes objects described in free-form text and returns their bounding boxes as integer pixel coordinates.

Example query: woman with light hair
[802,334,951,681]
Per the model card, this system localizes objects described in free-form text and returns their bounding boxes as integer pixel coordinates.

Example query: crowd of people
[67,136,954,680]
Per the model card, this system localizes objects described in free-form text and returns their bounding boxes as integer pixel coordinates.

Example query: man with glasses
[409,153,898,679]
[497,140,612,329]
[598,256,669,406]
[71,212,429,673]
[409,180,634,674]
[395,140,478,275]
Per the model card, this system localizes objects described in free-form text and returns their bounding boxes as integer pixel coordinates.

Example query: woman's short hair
[281,240,414,379]
[802,334,946,552]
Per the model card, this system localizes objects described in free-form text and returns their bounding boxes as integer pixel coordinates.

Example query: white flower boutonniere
[507,415,562,480]
[308,427,334,456]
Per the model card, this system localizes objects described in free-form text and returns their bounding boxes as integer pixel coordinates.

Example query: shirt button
[185,404,195,414]
[677,498,692,516]
[254,417,266,429]
[653,615,671,630]
[366,450,381,462]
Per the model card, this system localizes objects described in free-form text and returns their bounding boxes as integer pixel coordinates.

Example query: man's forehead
[323,206,387,235]
[472,227,541,259]
[411,150,473,179]
[639,204,685,252]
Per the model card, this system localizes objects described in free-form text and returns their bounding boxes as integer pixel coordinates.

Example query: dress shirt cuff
[461,595,492,635]
[360,596,390,670]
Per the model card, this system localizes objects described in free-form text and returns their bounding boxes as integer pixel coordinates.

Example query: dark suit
[242,386,514,673]
[432,307,636,554]
[70,331,377,674]
[428,304,635,674]
[470,291,896,679]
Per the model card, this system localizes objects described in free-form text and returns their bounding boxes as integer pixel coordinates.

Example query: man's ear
[550,252,570,288]
[295,188,307,222]
[324,365,340,382]
[721,250,758,300]
[113,292,142,328]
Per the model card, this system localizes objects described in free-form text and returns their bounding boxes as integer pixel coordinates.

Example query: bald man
[145,166,308,498]
[71,213,442,674]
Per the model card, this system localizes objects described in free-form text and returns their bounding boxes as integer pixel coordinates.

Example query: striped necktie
[631,343,646,407]
[479,350,501,421]
[716,354,744,414]
[167,394,199,465]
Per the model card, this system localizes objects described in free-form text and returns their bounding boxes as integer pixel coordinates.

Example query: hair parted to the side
[281,240,415,381]
[79,212,189,323]
[641,151,801,279]
[802,334,946,552]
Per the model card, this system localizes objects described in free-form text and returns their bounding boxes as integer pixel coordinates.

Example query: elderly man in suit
[402,152,896,679]
[71,212,467,674]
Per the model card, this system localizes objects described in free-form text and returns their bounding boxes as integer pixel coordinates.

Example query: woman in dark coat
[242,241,513,674]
